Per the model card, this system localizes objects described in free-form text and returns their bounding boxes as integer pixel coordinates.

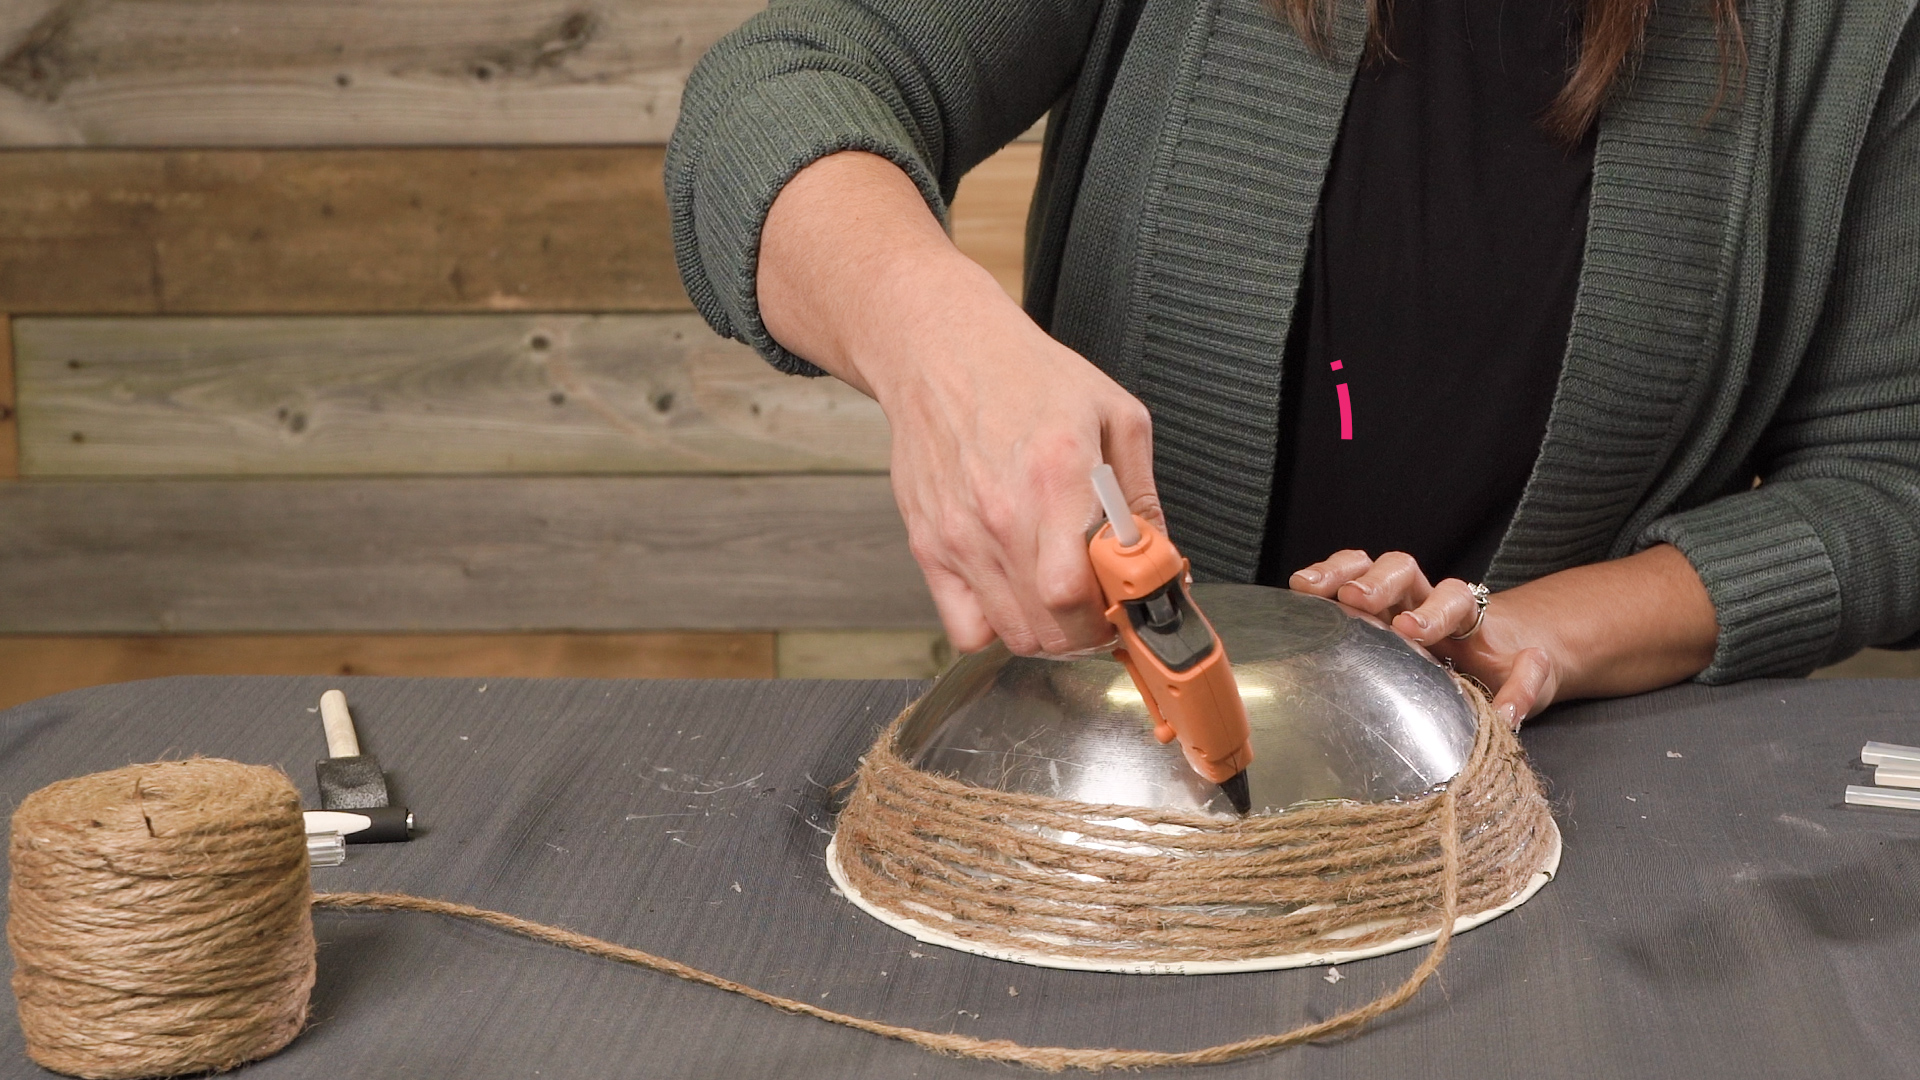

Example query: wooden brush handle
[319,690,361,758]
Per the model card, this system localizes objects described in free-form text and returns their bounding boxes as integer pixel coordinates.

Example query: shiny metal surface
[897,584,1477,817]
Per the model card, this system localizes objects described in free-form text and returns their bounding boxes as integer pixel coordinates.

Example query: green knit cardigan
[668,0,1920,682]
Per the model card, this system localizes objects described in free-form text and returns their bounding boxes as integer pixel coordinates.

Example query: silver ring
[1448,582,1491,640]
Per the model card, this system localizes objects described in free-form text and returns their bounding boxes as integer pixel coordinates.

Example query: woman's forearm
[757,150,1013,400]
[1494,543,1719,700]
[752,149,1166,657]
[1295,542,1719,726]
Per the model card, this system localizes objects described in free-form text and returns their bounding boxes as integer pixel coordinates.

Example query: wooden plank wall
[0,476,931,632]
[0,1,1046,703]
[0,633,779,711]
[0,312,14,478]
[6,1,1896,707]
[0,0,765,146]
[0,0,1041,148]
[16,315,889,476]
[0,149,689,314]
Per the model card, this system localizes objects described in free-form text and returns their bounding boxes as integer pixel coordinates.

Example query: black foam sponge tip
[317,755,391,811]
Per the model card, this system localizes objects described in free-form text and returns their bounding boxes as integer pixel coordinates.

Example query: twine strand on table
[7,681,1548,1076]
[314,796,1457,1071]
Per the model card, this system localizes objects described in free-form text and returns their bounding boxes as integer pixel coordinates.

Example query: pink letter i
[1331,361,1352,440]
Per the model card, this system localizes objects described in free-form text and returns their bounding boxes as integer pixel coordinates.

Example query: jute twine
[8,760,315,1080]
[833,677,1555,967]
[7,685,1552,1076]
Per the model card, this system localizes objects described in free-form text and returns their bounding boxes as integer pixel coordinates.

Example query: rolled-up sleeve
[666,0,1099,374]
[1640,12,1920,681]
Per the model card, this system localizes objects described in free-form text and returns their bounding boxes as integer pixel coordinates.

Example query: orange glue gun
[1087,465,1254,813]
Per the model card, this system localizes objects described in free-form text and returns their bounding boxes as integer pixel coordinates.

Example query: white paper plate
[826,818,1561,975]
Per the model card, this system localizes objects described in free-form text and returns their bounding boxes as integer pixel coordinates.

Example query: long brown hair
[1274,0,1746,142]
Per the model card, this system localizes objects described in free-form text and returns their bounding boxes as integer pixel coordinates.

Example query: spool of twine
[8,760,314,1080]
[6,686,1551,1075]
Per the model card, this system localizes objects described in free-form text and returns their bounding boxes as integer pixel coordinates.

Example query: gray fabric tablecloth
[2,675,1917,1079]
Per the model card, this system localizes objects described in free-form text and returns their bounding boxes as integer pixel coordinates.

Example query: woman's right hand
[759,151,1161,657]
[871,284,1162,657]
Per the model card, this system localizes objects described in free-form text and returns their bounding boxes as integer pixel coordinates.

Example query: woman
[667,0,1920,726]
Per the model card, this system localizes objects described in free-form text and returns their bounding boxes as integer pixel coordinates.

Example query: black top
[1256,0,1596,585]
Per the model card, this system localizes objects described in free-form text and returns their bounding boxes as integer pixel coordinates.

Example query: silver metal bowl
[895,583,1478,817]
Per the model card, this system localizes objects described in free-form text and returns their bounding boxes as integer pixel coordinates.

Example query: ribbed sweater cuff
[691,70,947,376]
[1638,494,1842,682]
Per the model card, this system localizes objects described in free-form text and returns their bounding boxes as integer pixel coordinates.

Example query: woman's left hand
[1287,551,1555,731]
[1287,545,1720,731]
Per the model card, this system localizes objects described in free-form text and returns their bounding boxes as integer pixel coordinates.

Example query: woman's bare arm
[1291,543,1719,726]
[759,151,1162,656]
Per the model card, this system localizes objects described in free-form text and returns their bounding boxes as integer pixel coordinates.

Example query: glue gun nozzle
[1220,770,1252,816]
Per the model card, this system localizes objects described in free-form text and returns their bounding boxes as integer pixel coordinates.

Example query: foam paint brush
[1087,465,1255,814]
[314,689,414,843]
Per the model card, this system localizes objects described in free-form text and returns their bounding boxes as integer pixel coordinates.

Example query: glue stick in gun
[1087,465,1255,814]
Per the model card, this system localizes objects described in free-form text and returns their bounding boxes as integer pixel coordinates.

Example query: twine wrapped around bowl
[828,585,1559,974]
[831,676,1557,972]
